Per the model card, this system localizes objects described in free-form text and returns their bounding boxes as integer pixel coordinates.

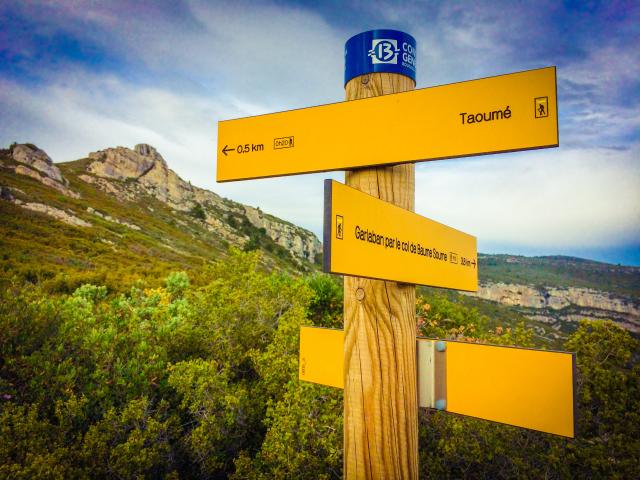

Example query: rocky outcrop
[12,144,64,183]
[244,206,321,261]
[81,144,321,262]
[87,145,157,180]
[468,282,640,332]
[18,202,91,228]
[87,207,141,231]
[86,144,215,210]
[11,144,79,198]
[14,165,80,199]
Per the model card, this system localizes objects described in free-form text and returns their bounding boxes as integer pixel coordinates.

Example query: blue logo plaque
[345,29,416,85]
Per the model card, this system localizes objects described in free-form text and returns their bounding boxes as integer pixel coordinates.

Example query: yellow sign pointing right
[299,326,576,438]
[324,180,477,290]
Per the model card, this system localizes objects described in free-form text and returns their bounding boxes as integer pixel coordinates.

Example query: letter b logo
[368,39,399,64]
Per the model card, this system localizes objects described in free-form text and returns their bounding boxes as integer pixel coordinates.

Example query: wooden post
[343,71,418,479]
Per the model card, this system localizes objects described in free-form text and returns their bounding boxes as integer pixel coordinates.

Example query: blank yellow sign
[446,341,576,437]
[298,327,576,437]
[217,67,558,182]
[299,326,344,388]
[324,180,477,291]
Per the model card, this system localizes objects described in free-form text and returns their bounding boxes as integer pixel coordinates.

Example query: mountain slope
[471,254,640,336]
[1,142,638,338]
[0,143,321,292]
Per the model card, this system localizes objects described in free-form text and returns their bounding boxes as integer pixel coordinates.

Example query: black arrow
[222,145,234,156]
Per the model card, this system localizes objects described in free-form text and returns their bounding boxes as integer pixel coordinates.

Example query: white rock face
[474,282,639,315]
[14,165,80,199]
[11,144,80,198]
[87,145,157,180]
[244,205,322,261]
[86,144,203,209]
[82,144,322,262]
[87,143,180,205]
[19,202,91,228]
[12,144,64,183]
[467,282,640,333]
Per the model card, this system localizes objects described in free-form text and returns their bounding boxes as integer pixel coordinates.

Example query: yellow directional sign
[217,67,558,182]
[324,180,477,290]
[299,326,576,438]
[444,340,576,438]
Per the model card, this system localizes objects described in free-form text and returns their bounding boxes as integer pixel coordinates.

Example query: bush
[0,254,638,478]
[189,202,206,221]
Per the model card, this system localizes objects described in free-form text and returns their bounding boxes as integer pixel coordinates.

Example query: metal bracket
[417,340,447,410]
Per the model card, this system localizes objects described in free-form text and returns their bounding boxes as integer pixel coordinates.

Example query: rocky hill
[0,143,321,292]
[468,282,639,335]
[1,142,638,339]
[472,255,640,335]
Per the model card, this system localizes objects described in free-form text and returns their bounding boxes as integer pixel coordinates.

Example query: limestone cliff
[10,144,79,198]
[81,144,321,262]
[468,282,640,333]
[244,206,321,262]
[12,144,65,183]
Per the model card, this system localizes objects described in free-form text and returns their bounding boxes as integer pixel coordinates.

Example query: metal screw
[356,287,365,301]
[361,74,370,85]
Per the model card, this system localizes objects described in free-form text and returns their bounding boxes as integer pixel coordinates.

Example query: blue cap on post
[345,29,416,86]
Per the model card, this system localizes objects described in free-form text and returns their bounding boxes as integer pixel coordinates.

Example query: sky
[1,0,639,265]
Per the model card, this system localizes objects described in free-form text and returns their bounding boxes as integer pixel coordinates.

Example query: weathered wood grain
[343,72,418,479]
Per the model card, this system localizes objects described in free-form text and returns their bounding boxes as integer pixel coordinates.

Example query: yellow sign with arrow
[324,180,477,290]
[217,67,558,182]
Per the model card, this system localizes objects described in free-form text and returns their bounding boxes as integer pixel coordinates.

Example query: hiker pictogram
[535,96,549,118]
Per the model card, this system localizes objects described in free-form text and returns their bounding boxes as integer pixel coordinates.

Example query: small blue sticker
[345,29,416,85]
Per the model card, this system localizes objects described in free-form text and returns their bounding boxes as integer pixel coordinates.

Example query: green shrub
[0,252,638,478]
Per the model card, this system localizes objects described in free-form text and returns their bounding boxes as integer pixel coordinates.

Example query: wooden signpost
[216,28,570,479]
[341,67,419,479]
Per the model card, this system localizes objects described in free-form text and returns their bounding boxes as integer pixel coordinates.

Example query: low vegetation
[0,150,316,295]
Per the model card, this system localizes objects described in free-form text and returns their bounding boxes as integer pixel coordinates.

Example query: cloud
[557,44,640,148]
[0,62,340,235]
[0,73,218,163]
[0,1,638,263]
[414,146,640,250]
[1,0,347,108]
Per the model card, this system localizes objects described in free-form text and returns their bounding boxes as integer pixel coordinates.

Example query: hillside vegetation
[479,254,640,297]
[1,250,638,479]
[0,145,318,294]
[1,142,639,477]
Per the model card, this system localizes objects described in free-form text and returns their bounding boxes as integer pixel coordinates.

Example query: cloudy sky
[1,1,639,265]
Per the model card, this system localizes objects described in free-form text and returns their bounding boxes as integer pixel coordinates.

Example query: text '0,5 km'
[216,66,558,182]
[221,143,264,156]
